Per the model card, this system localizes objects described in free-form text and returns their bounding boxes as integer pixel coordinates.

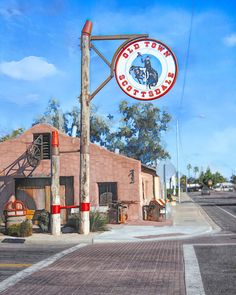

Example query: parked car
[201,186,210,195]
[213,182,234,192]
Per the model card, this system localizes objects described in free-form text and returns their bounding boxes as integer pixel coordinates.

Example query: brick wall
[0,124,143,220]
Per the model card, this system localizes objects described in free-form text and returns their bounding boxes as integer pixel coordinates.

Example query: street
[0,191,235,294]
[188,190,236,295]
[0,244,77,283]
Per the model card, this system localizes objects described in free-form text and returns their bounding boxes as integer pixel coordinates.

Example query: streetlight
[176,119,181,203]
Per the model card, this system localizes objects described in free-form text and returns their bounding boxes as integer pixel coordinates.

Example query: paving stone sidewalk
[0,240,185,295]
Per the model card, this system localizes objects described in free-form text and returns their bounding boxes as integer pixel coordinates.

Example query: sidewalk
[93,193,220,243]
[0,193,220,245]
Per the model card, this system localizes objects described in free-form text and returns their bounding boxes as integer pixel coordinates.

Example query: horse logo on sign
[115,38,178,101]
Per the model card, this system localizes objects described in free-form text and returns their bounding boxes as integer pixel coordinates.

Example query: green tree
[187,164,192,179]
[180,175,187,186]
[34,98,111,147]
[212,171,226,184]
[230,174,236,184]
[63,106,80,135]
[193,166,199,181]
[0,128,25,142]
[64,105,110,146]
[33,99,171,164]
[106,100,171,165]
[90,106,110,146]
[33,98,66,132]
[199,167,226,186]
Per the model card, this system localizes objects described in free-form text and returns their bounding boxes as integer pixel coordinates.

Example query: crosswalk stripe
[183,244,205,295]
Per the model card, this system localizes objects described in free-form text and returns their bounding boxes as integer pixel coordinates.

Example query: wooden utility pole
[79,21,149,235]
[51,130,61,236]
[79,20,92,234]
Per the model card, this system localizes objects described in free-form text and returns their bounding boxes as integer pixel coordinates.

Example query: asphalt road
[191,191,236,233]
[0,243,76,283]
[189,190,236,295]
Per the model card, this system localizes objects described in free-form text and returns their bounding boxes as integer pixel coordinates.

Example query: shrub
[7,220,32,237]
[67,213,80,231]
[90,211,108,232]
[7,223,21,237]
[67,211,109,233]
[20,220,32,237]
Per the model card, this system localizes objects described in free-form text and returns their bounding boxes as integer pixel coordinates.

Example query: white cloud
[0,92,40,105]
[0,7,22,19]
[0,56,58,81]
[224,33,236,47]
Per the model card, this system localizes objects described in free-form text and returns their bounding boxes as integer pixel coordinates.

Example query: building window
[33,133,51,160]
[98,182,117,206]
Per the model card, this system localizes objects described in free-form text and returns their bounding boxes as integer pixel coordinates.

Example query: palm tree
[193,166,199,181]
[187,164,192,179]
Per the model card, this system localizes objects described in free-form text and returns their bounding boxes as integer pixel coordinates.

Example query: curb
[186,194,221,233]
[197,205,221,232]
[184,193,221,233]
[92,228,216,244]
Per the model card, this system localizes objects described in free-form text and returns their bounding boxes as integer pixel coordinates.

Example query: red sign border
[115,38,178,101]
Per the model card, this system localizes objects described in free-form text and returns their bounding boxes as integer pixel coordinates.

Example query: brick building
[0,124,160,223]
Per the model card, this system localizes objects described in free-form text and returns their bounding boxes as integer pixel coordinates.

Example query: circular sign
[115,38,178,101]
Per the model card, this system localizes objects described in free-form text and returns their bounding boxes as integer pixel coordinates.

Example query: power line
[175,2,195,187]
[178,2,195,114]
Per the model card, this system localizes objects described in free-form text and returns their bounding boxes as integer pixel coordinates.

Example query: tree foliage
[193,166,199,178]
[180,175,187,185]
[187,164,192,177]
[106,100,171,165]
[198,167,226,186]
[33,98,66,132]
[33,98,111,147]
[32,98,171,165]
[0,128,25,142]
[230,174,236,184]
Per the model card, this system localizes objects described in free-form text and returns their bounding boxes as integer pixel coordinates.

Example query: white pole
[176,120,181,203]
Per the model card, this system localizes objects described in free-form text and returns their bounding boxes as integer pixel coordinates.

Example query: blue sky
[0,0,236,179]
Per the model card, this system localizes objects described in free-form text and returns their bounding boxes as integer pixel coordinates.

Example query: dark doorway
[15,177,74,224]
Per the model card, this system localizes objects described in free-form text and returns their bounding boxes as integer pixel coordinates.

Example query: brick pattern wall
[0,124,143,220]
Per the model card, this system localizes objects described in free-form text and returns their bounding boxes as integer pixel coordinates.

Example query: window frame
[33,133,51,160]
[98,182,118,206]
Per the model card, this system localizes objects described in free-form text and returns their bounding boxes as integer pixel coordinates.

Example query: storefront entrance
[15,177,74,224]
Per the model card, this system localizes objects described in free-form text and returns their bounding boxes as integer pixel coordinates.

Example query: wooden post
[51,130,61,236]
[79,20,92,234]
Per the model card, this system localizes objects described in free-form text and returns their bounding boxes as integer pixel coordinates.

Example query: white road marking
[183,244,205,295]
[191,243,236,246]
[216,206,236,219]
[0,243,87,293]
